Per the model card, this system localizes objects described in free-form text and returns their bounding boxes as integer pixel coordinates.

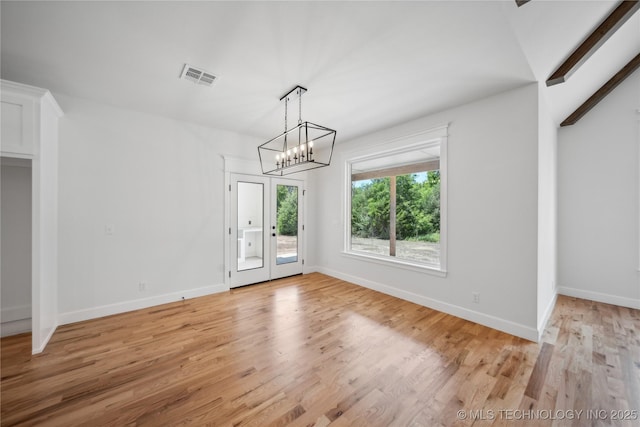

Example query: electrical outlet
[472,292,480,304]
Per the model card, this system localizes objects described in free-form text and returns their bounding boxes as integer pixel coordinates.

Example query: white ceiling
[1,1,637,143]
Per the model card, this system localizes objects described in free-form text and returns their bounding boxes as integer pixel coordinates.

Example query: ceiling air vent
[180,64,218,87]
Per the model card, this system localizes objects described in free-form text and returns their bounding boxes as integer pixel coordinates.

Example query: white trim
[2,79,49,98]
[302,264,319,274]
[222,155,262,175]
[341,124,449,160]
[1,305,31,322]
[41,91,63,118]
[346,138,443,164]
[33,324,57,355]
[348,124,449,154]
[558,286,640,310]
[1,319,31,337]
[224,160,231,288]
[58,284,228,326]
[439,135,448,273]
[1,79,63,117]
[537,292,558,341]
[0,152,33,160]
[317,267,539,342]
[340,251,447,277]
[302,182,308,275]
[3,79,62,355]
[0,157,32,167]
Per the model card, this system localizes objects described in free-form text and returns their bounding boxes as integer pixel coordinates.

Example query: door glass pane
[237,182,263,271]
[276,184,298,265]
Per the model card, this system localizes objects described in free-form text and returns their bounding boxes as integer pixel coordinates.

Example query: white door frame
[223,156,306,288]
[1,81,63,354]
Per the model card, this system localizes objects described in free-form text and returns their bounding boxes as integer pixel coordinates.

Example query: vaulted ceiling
[2,1,637,143]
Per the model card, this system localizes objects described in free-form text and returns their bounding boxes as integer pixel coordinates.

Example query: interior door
[228,174,303,288]
[270,178,303,280]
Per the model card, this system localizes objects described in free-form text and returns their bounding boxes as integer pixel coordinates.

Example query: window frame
[343,125,448,277]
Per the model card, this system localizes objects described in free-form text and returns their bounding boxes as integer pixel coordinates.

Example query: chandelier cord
[284,96,288,133]
[283,95,288,150]
[298,89,302,125]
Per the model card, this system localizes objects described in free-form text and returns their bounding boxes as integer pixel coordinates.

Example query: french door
[229,174,303,288]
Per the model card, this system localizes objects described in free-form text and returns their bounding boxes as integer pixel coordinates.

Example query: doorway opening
[1,157,32,338]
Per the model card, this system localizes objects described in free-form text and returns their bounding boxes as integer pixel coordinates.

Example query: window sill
[341,250,447,278]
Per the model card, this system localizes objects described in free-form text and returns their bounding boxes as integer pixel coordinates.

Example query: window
[345,127,447,274]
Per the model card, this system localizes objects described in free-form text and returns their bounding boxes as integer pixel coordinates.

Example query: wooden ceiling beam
[547,0,640,87]
[561,52,640,127]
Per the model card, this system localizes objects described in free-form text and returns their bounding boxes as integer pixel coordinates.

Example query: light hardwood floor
[1,273,639,426]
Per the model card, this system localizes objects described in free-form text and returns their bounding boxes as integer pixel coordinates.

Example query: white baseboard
[33,324,58,355]
[1,304,31,322]
[316,267,539,342]
[537,292,558,341]
[558,286,640,310]
[303,265,319,274]
[1,318,31,337]
[58,284,228,326]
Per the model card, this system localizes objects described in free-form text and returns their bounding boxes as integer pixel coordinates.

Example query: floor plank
[1,273,638,426]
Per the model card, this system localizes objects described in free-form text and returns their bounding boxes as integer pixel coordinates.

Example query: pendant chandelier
[258,85,336,176]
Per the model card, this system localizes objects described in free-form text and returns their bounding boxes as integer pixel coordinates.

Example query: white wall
[1,160,32,336]
[56,94,259,324]
[537,83,558,335]
[312,84,542,340]
[558,70,640,309]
